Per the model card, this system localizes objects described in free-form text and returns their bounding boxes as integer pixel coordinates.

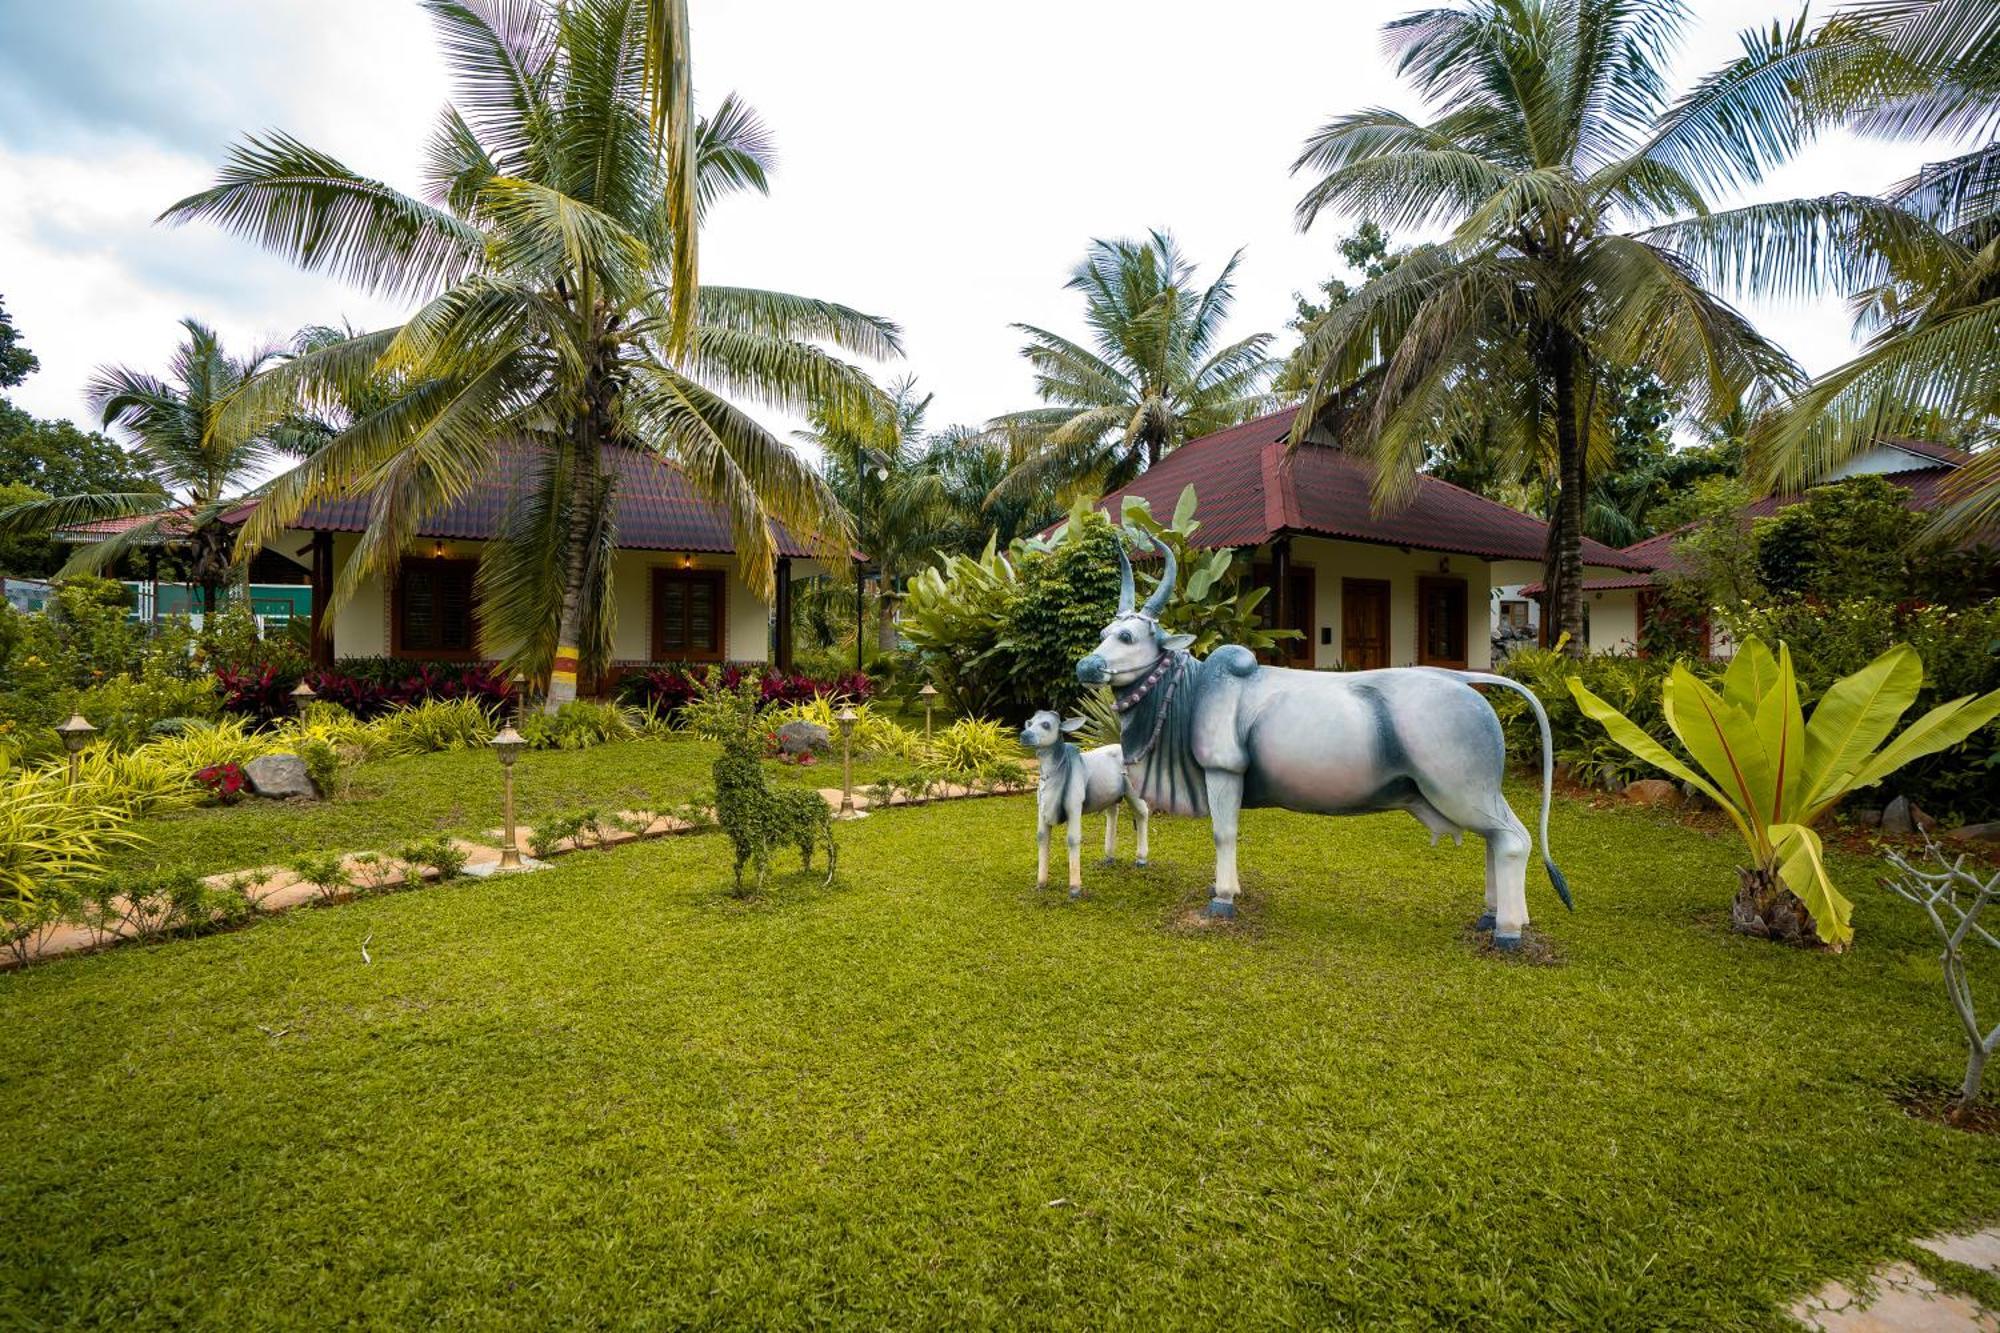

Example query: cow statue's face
[1076,613,1165,687]
[1019,710,1063,749]
[1076,533,1187,689]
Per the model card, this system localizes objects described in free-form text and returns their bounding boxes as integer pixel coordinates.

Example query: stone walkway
[1793,1229,2000,1331]
[12,777,1030,968]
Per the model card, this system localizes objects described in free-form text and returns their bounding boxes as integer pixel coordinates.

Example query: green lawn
[4,755,1997,1327]
[106,736,911,879]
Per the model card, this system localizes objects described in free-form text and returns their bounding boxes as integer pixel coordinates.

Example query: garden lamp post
[492,725,526,869]
[56,713,95,786]
[919,683,938,742]
[511,672,529,726]
[836,705,859,818]
[290,679,316,711]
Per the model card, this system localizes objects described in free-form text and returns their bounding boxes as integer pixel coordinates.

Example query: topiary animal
[710,687,835,896]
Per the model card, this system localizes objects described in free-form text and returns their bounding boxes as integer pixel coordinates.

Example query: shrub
[924,717,1019,784]
[372,698,497,755]
[518,700,633,750]
[0,762,142,915]
[763,695,921,760]
[287,853,352,904]
[1495,645,1682,791]
[141,718,275,785]
[528,813,586,859]
[1570,637,2000,948]
[396,837,469,883]
[194,762,249,805]
[68,749,198,816]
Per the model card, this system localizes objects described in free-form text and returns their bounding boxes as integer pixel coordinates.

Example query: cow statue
[1020,709,1151,899]
[1075,535,1570,947]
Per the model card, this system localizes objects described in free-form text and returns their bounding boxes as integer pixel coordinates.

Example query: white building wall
[297,528,786,666]
[1283,536,1494,670]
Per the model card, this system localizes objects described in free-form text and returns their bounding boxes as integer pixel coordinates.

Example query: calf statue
[1020,710,1151,898]
[1075,535,1570,946]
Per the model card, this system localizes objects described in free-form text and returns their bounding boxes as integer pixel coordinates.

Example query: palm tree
[1287,0,1830,649]
[170,0,901,709]
[0,318,286,610]
[803,376,946,655]
[1721,0,2000,534]
[987,230,1274,507]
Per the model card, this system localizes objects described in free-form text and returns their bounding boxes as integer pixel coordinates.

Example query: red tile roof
[221,445,836,560]
[1079,408,1650,569]
[55,506,198,542]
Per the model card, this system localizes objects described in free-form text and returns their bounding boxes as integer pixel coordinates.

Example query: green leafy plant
[396,837,469,884]
[0,761,142,911]
[923,717,1020,786]
[1570,637,2000,948]
[518,700,635,751]
[528,815,586,861]
[371,698,497,756]
[710,689,836,896]
[287,853,353,905]
[1114,486,1296,657]
[136,717,275,785]
[2,882,79,967]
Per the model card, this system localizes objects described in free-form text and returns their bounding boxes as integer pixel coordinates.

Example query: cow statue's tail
[1453,672,1573,912]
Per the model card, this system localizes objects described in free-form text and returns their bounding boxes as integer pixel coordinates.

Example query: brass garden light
[510,671,529,725]
[492,725,527,869]
[836,705,859,818]
[56,713,95,786]
[290,679,316,708]
[918,683,938,741]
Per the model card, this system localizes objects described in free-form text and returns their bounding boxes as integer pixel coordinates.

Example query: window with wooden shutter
[394,559,479,659]
[652,568,725,661]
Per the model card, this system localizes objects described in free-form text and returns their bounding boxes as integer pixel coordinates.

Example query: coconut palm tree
[169,0,900,709]
[987,230,1274,507]
[803,376,947,655]
[1719,0,2000,534]
[1287,0,1837,649]
[0,318,287,610]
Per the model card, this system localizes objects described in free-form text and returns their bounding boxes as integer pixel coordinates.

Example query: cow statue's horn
[1116,538,1136,615]
[1141,533,1176,620]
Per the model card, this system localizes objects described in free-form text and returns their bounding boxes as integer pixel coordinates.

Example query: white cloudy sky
[0,0,1956,459]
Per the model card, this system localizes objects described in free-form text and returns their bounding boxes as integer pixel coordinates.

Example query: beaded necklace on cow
[1113,650,1183,766]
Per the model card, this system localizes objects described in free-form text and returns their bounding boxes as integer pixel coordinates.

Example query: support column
[774,556,794,671]
[309,530,334,668]
[1272,536,1293,664]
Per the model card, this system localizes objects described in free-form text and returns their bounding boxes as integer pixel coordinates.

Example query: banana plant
[1569,638,2000,949]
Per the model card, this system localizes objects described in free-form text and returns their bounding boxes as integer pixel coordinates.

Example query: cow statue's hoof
[1097,856,1117,867]
[1206,897,1237,920]
[1068,886,1084,901]
[1492,933,1523,951]
[1035,882,1049,894]
[1475,911,1496,931]
[1134,858,1148,868]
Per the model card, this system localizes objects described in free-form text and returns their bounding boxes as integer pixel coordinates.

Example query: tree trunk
[876,559,898,653]
[1730,864,1822,946]
[544,440,601,715]
[1546,335,1588,658]
[1954,1043,1989,1124]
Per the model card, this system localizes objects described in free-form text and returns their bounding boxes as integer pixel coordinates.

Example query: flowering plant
[194,761,248,805]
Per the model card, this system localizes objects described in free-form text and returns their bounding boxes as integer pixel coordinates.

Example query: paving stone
[1793,1261,2000,1332]
[1918,1231,2000,1277]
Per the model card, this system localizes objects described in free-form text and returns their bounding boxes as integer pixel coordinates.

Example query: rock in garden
[775,721,830,757]
[1882,796,1936,835]
[244,753,316,800]
[1946,821,2000,843]
[1623,779,1681,808]
[1849,807,1883,828]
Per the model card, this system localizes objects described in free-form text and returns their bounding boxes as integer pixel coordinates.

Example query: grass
[4,757,1999,1327]
[105,736,908,879]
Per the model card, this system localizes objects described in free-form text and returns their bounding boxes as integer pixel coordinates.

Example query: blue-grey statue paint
[1076,535,1570,946]
[1020,709,1151,899]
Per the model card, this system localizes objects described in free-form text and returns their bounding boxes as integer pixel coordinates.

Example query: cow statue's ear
[1160,633,1196,652]
[1060,716,1089,733]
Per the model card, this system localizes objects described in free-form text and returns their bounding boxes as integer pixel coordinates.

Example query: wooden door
[1416,575,1469,668]
[1253,563,1317,666]
[1341,578,1390,669]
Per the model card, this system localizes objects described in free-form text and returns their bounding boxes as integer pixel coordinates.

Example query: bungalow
[1083,408,1647,671]
[215,446,840,679]
[1534,436,1977,656]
